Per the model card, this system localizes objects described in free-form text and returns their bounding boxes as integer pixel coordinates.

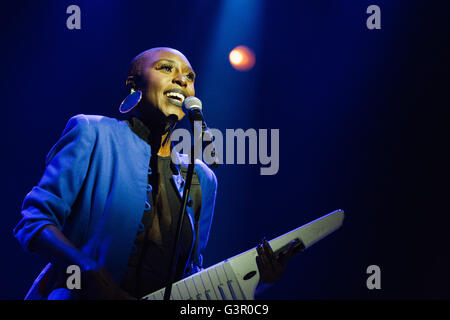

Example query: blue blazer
[13,114,217,299]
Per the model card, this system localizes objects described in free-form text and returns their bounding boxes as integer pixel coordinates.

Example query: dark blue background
[0,0,448,299]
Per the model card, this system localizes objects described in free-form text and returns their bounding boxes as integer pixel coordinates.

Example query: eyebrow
[153,59,196,78]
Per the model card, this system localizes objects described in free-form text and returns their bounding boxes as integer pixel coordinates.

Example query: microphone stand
[163,109,219,300]
[163,139,197,301]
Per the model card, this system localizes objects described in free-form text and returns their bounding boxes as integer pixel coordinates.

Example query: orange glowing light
[229,46,255,71]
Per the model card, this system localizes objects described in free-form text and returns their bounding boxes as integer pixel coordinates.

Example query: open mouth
[165,90,186,107]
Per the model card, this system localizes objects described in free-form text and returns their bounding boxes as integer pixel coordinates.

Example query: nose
[172,73,187,88]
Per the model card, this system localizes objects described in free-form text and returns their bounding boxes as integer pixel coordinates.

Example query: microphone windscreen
[183,96,202,111]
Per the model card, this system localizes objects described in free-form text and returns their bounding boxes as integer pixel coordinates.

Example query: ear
[125,76,137,90]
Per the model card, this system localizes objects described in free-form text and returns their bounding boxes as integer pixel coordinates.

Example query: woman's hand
[79,258,136,300]
[31,225,136,300]
[256,238,303,284]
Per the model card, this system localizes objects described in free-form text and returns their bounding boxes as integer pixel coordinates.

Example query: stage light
[230,50,243,64]
[229,45,255,71]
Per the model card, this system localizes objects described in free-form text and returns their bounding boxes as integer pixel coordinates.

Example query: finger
[255,255,264,277]
[256,244,265,268]
[256,247,269,281]
[291,239,304,254]
[280,240,298,265]
[263,240,276,260]
[263,240,282,271]
[256,255,272,283]
[257,243,271,270]
[287,241,297,259]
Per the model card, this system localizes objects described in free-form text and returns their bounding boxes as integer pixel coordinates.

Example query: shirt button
[148,167,152,175]
[138,222,145,232]
[146,184,152,192]
[144,201,151,211]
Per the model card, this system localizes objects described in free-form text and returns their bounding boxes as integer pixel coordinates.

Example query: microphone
[183,97,219,167]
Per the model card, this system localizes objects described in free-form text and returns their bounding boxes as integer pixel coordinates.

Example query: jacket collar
[125,116,152,144]
[126,116,194,201]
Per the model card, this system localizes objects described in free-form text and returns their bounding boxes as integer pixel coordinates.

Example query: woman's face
[136,48,196,121]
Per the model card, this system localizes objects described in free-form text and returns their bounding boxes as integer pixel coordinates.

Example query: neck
[157,132,172,157]
[132,108,176,157]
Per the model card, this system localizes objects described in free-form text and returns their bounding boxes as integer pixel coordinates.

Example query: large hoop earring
[119,89,142,113]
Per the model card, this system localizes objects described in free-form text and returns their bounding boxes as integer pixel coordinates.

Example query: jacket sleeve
[13,114,95,253]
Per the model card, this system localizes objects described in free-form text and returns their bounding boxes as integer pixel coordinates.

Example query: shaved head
[127,47,192,88]
[125,47,196,121]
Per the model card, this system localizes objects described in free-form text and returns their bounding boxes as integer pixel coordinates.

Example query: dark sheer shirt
[120,117,193,298]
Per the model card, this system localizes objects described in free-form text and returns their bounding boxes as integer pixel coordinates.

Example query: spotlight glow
[230,51,243,64]
[229,45,255,71]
